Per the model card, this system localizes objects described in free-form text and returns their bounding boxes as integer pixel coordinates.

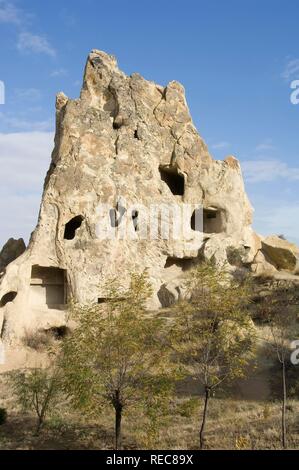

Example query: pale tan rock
[0,50,281,359]
[251,250,278,276]
[261,235,298,271]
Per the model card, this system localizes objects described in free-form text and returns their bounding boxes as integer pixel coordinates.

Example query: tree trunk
[35,415,43,435]
[282,361,287,449]
[114,401,123,450]
[199,386,210,450]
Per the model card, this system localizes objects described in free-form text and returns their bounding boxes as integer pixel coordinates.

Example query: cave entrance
[45,326,69,339]
[159,166,185,196]
[164,257,194,271]
[64,215,84,240]
[30,266,67,309]
[0,291,17,307]
[203,208,225,233]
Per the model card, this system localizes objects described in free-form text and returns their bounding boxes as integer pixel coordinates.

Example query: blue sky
[0,0,299,246]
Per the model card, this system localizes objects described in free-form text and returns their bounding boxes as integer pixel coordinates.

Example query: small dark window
[0,291,17,307]
[30,266,67,309]
[202,208,225,234]
[159,166,184,196]
[64,216,84,240]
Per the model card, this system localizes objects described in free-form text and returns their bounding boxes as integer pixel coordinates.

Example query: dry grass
[22,330,53,352]
[1,370,299,450]
[1,324,299,450]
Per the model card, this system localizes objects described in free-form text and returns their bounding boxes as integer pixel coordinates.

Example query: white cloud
[211,141,231,150]
[0,3,56,58]
[17,31,56,57]
[255,139,275,152]
[14,87,41,101]
[282,58,299,80]
[51,68,68,77]
[0,1,21,24]
[242,159,299,183]
[0,132,54,246]
[0,112,53,131]
[0,131,53,191]
[253,201,299,245]
[0,194,42,246]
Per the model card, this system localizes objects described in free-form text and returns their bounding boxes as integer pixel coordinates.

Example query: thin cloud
[211,141,231,150]
[0,0,21,24]
[0,131,54,246]
[253,201,299,245]
[14,88,42,101]
[255,139,276,152]
[0,112,54,132]
[17,31,56,57]
[243,159,299,183]
[0,2,56,58]
[50,68,68,77]
[282,58,299,80]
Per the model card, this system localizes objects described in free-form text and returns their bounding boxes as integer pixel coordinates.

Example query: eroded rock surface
[0,50,297,360]
[261,235,299,272]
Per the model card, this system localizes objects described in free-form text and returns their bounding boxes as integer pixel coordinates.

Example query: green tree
[256,283,299,449]
[172,262,255,449]
[61,272,175,450]
[10,365,62,434]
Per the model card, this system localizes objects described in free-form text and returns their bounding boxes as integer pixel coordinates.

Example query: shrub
[178,398,198,418]
[226,246,247,267]
[10,367,62,434]
[22,330,52,351]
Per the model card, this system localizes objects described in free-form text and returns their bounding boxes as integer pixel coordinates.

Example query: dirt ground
[1,325,299,450]
[1,366,299,450]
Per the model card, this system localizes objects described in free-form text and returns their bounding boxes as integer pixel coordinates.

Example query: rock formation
[0,50,298,365]
[0,238,26,274]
